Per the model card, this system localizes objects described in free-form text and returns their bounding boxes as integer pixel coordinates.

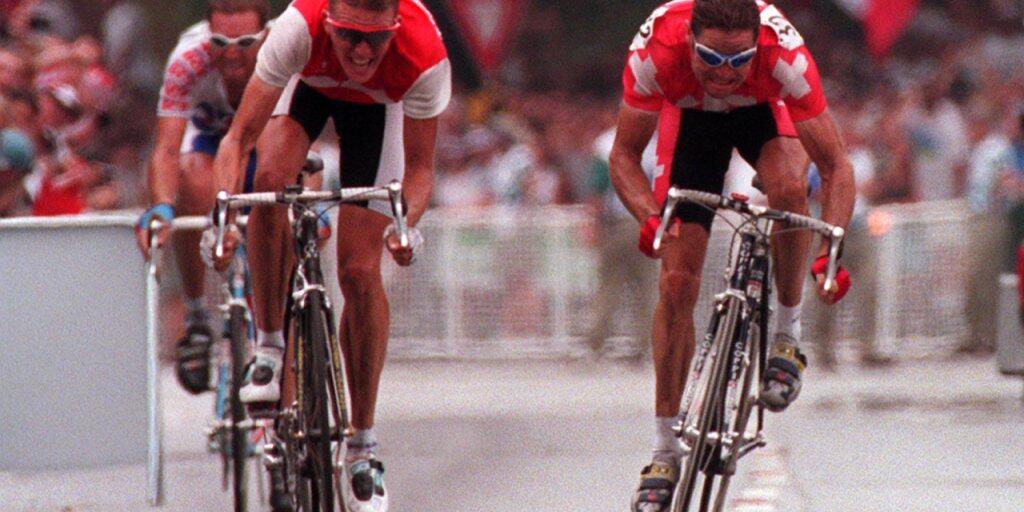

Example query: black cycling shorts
[656,103,790,230]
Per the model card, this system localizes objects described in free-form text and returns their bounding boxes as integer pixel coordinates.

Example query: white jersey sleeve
[157,21,212,118]
[255,7,312,88]
[401,58,451,119]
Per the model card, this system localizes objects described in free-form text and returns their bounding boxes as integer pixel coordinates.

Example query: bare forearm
[147,148,179,206]
[819,161,855,227]
[610,149,659,223]
[402,164,433,227]
[213,133,252,194]
[795,109,856,255]
[816,159,855,256]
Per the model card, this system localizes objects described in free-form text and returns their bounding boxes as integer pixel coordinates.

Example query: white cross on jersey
[629,53,663,98]
[773,53,812,100]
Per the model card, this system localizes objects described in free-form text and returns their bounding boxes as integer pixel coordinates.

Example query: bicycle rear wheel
[228,304,250,512]
[299,291,337,512]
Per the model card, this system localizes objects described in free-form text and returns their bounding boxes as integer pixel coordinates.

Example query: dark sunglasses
[324,12,400,48]
[693,42,757,69]
[210,31,265,48]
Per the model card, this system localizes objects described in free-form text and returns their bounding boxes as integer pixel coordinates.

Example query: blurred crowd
[0,0,156,217]
[432,2,1024,254]
[2,0,1023,250]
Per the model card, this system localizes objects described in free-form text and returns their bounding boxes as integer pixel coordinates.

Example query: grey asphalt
[2,356,1023,512]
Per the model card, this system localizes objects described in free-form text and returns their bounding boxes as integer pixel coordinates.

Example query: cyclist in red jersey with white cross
[610,1,854,509]
[208,0,450,509]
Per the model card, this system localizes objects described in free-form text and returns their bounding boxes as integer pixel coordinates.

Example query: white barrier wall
[351,201,974,360]
[0,216,149,471]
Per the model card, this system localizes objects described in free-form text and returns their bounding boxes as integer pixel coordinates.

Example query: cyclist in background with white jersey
[135,0,271,395]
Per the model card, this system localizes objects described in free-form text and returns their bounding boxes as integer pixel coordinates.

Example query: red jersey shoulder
[629,0,693,54]
[389,0,447,73]
[290,0,328,30]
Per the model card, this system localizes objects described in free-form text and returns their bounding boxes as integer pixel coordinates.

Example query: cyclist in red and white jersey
[208,0,450,509]
[135,0,270,395]
[610,1,855,509]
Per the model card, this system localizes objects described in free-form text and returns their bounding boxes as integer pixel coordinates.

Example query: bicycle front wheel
[674,296,743,512]
[298,291,337,512]
[228,304,249,512]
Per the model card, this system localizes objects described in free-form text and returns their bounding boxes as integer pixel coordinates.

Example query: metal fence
[320,200,974,360]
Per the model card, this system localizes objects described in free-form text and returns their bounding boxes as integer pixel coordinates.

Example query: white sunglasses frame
[209,29,266,49]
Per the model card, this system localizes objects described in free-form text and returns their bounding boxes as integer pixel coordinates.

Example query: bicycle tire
[299,291,336,512]
[673,296,742,512]
[228,304,250,512]
[708,307,764,512]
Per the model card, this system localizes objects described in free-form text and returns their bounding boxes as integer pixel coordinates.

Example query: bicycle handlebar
[653,187,846,294]
[212,181,409,259]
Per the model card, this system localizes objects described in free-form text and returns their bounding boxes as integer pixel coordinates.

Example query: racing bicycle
[145,215,262,512]
[212,157,410,512]
[651,187,844,512]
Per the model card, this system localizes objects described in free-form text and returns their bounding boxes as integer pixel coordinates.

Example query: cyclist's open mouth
[348,55,374,69]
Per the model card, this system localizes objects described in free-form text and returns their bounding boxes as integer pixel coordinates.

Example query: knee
[338,262,383,299]
[177,156,214,213]
[659,267,701,312]
[763,170,807,207]
[253,166,288,193]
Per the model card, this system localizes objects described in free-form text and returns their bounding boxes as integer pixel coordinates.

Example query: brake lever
[148,218,163,262]
[822,227,845,294]
[652,189,681,253]
[214,190,230,259]
[387,180,409,249]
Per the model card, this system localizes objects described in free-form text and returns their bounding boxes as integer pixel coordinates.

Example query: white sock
[774,302,802,345]
[256,330,285,352]
[652,417,682,464]
[347,428,378,460]
[184,297,207,326]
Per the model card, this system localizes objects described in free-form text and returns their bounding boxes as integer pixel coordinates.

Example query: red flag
[447,0,527,72]
[862,0,919,58]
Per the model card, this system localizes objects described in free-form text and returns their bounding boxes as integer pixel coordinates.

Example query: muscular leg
[334,205,391,430]
[653,221,711,418]
[755,137,812,308]
[249,116,312,334]
[174,153,215,308]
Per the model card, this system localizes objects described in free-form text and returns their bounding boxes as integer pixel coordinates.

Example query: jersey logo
[629,1,691,51]
[773,53,812,100]
[630,4,670,51]
[760,5,804,51]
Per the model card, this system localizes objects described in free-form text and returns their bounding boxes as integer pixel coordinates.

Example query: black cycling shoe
[631,461,678,512]
[760,339,807,412]
[175,324,213,395]
[268,462,294,512]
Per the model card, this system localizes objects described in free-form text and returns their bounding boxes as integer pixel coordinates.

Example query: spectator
[586,126,658,360]
[961,109,1015,353]
[0,127,35,217]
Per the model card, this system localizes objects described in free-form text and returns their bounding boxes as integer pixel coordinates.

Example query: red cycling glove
[639,214,678,258]
[810,255,851,304]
